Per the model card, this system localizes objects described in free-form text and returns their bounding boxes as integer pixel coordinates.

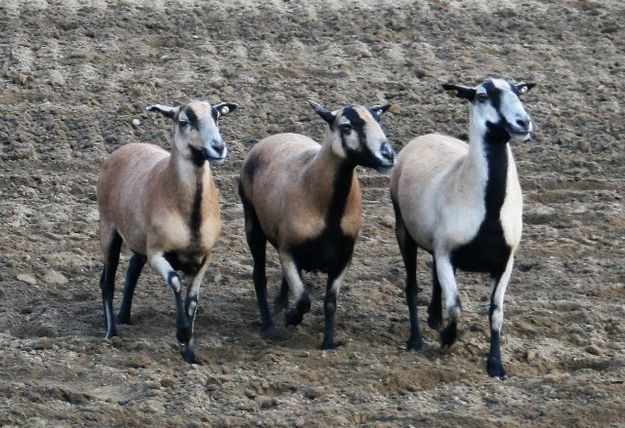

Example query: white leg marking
[435,254,461,321]
[330,266,348,296]
[491,258,514,332]
[149,253,181,292]
[280,252,305,301]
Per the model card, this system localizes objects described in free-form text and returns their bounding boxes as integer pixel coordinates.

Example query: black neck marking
[450,124,511,276]
[482,125,509,221]
[189,146,206,167]
[325,160,356,230]
[289,159,357,275]
[190,174,203,246]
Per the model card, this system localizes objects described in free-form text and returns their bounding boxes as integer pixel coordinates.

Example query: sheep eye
[179,120,190,127]
[339,124,352,133]
[476,93,488,102]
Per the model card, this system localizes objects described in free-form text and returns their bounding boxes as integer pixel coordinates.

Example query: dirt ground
[1,0,624,426]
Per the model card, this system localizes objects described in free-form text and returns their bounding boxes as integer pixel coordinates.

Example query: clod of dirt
[16,273,37,285]
[255,395,277,409]
[42,270,68,285]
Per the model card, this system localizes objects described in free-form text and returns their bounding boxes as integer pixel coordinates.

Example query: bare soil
[1,0,625,426]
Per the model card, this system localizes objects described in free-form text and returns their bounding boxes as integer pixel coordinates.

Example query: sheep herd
[96,77,534,378]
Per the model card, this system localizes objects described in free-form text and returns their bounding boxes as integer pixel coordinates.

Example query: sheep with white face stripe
[239,100,395,349]
[97,99,237,363]
[389,78,534,377]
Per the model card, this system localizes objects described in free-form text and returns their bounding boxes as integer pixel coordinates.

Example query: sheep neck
[465,111,510,221]
[166,144,213,241]
[307,139,356,230]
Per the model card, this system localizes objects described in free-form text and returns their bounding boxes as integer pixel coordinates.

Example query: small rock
[255,395,277,409]
[244,388,256,399]
[110,336,124,348]
[33,339,55,350]
[132,118,141,127]
[585,344,602,356]
[303,386,324,399]
[389,105,401,114]
[17,274,37,285]
[294,417,306,428]
[260,380,270,389]
[42,270,68,285]
[526,349,537,361]
[579,141,591,153]
[381,215,395,229]
[160,378,175,388]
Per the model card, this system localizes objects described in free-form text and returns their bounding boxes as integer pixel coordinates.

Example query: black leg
[393,198,423,351]
[320,269,345,350]
[242,198,273,335]
[486,271,508,378]
[273,276,289,315]
[117,252,146,324]
[427,258,443,330]
[168,272,196,363]
[100,231,122,339]
[285,292,310,327]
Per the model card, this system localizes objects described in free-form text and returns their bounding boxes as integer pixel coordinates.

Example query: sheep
[239,100,396,349]
[97,99,237,363]
[389,78,534,377]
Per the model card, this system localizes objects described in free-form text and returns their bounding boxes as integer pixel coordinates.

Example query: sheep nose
[211,139,225,155]
[516,118,530,130]
[380,142,395,161]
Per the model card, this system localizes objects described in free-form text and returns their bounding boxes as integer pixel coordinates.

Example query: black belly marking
[451,219,511,276]
[164,251,207,276]
[290,232,355,274]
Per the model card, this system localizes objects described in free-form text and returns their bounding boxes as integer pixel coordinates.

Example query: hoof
[181,346,199,364]
[426,309,442,330]
[440,322,458,349]
[285,309,304,327]
[487,358,507,379]
[116,314,132,325]
[406,337,425,351]
[320,339,344,350]
[260,325,279,338]
[105,329,118,339]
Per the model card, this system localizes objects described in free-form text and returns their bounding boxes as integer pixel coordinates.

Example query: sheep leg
[273,276,289,315]
[116,252,147,324]
[487,258,513,378]
[393,198,424,350]
[179,262,209,363]
[281,254,310,328]
[427,258,443,330]
[242,202,273,335]
[320,267,347,350]
[148,253,197,363]
[435,255,462,348]
[100,230,122,339]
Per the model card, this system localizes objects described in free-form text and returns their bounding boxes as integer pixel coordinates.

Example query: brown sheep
[239,100,395,349]
[97,99,237,363]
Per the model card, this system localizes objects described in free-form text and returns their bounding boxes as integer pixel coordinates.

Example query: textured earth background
[1,0,625,426]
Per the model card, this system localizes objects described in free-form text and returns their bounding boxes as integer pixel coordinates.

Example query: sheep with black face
[97,99,237,363]
[239,100,395,349]
[390,78,534,377]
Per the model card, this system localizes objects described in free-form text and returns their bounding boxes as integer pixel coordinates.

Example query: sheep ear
[515,82,535,95]
[146,104,179,119]
[213,102,238,117]
[442,83,476,102]
[308,99,336,126]
[369,104,391,121]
